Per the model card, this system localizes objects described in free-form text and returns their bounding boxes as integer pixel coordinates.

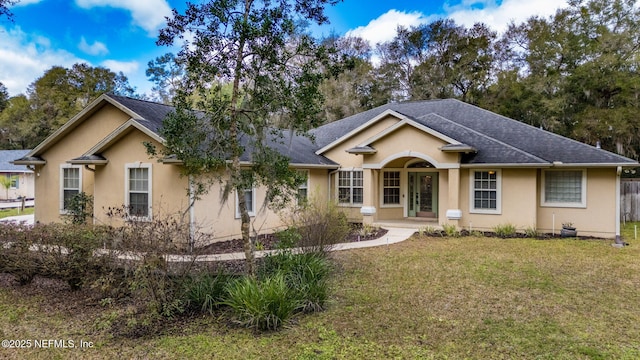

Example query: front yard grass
[0,206,33,219]
[1,231,639,359]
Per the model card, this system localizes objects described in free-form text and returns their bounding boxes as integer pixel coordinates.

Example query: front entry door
[408,172,438,218]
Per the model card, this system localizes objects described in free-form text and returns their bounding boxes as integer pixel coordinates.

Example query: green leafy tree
[145,53,185,104]
[153,0,341,275]
[0,95,33,149]
[25,63,136,146]
[0,0,17,22]
[0,82,8,112]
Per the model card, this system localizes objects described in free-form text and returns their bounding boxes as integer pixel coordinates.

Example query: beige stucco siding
[366,125,459,167]
[459,168,538,231]
[537,168,617,238]
[192,167,330,242]
[93,130,189,227]
[34,104,130,224]
[322,116,400,167]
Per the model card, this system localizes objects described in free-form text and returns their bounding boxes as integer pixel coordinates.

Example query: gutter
[615,166,626,246]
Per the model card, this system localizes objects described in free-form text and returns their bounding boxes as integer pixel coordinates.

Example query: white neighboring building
[0,150,35,200]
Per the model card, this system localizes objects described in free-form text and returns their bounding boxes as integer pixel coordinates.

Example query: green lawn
[1,230,640,359]
[0,206,33,219]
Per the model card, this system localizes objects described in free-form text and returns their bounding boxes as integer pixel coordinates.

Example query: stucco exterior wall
[192,167,330,243]
[34,104,130,224]
[322,116,399,167]
[93,130,189,228]
[366,125,459,166]
[458,168,538,231]
[537,168,617,238]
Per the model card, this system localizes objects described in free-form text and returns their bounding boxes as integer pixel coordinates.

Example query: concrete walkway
[0,214,34,225]
[165,226,418,262]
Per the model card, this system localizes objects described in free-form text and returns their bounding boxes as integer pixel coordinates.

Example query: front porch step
[373,219,440,230]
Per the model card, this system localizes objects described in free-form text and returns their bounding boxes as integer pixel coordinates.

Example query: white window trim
[125,162,153,221]
[60,164,82,214]
[469,169,502,215]
[235,187,257,218]
[541,169,587,208]
[380,169,403,208]
[337,169,363,207]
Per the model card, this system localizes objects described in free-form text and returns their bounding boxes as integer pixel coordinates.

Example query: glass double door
[408,172,438,218]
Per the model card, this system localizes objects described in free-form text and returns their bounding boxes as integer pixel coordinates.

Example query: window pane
[352,188,363,204]
[473,171,497,210]
[129,168,148,191]
[244,189,254,212]
[63,189,79,210]
[545,171,582,203]
[129,193,148,217]
[64,168,79,189]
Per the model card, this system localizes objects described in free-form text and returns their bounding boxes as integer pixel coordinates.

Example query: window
[471,170,501,214]
[60,165,81,213]
[236,187,256,218]
[297,170,308,206]
[542,170,586,207]
[338,170,363,205]
[382,171,401,205]
[7,174,18,189]
[125,163,152,219]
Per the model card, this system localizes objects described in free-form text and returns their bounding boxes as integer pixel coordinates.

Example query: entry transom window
[542,170,586,207]
[126,163,152,219]
[471,170,501,214]
[383,171,401,205]
[338,170,363,205]
[60,165,82,213]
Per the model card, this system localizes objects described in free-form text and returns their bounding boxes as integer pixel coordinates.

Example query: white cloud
[78,37,109,56]
[74,0,172,36]
[0,26,82,96]
[101,59,139,75]
[345,10,432,45]
[445,0,569,34]
[345,0,568,50]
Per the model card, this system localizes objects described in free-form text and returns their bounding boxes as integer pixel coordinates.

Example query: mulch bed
[196,224,389,255]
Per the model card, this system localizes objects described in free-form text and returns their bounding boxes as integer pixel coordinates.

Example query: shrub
[63,192,94,225]
[274,227,302,249]
[442,223,460,237]
[524,226,540,238]
[259,251,332,312]
[286,199,350,253]
[224,273,300,331]
[182,272,236,315]
[493,223,517,238]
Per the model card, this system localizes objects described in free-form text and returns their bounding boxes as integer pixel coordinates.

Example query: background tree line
[0,0,638,159]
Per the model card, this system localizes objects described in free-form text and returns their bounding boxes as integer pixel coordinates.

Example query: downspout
[615,166,624,245]
[188,175,196,252]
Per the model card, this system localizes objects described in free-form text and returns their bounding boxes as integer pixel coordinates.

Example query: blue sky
[0,0,567,98]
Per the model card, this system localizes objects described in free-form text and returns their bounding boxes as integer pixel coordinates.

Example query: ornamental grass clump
[224,273,299,331]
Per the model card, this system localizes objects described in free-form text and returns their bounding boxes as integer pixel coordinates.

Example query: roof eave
[11,158,46,166]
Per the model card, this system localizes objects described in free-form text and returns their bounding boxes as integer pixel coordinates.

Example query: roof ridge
[415,112,549,164]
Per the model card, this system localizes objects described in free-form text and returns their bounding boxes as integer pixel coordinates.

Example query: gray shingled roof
[1,150,33,172]
[311,99,637,166]
[105,94,338,167]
